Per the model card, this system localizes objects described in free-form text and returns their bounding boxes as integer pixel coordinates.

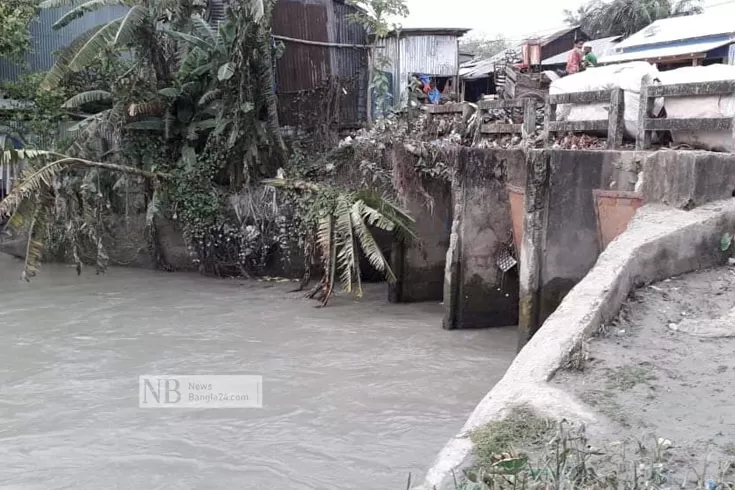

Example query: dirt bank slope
[555,265,735,483]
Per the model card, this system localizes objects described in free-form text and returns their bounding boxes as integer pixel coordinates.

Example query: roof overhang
[384,27,471,38]
[599,39,732,64]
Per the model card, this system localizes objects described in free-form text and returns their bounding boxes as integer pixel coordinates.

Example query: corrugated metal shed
[460,47,521,79]
[272,0,368,128]
[459,26,581,80]
[0,5,129,82]
[377,28,469,102]
[542,36,621,66]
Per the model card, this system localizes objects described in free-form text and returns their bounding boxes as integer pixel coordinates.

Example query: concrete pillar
[442,148,522,329]
[518,150,550,349]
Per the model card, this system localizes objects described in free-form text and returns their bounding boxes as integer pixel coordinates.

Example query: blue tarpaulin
[427,88,440,104]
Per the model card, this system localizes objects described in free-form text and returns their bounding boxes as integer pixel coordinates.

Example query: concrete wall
[641,150,735,209]
[519,149,646,346]
[518,149,735,347]
[418,198,735,490]
[443,148,525,329]
[390,177,453,303]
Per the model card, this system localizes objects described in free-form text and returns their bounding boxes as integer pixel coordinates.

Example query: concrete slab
[419,198,735,490]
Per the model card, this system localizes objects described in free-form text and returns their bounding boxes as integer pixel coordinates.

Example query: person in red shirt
[566,39,585,75]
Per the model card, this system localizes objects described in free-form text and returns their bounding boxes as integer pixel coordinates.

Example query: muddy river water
[0,253,516,489]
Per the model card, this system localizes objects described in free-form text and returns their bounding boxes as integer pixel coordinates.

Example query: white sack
[549,62,661,138]
[657,65,735,152]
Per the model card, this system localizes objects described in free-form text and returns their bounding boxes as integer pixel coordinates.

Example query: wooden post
[543,97,556,147]
[607,88,625,149]
[522,98,537,144]
[636,75,653,150]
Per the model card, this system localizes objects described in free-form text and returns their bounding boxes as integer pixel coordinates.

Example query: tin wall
[379,34,460,103]
[272,0,367,128]
[0,6,129,82]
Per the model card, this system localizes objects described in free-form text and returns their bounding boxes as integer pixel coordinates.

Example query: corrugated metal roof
[0,5,129,82]
[617,11,735,49]
[378,33,461,101]
[541,36,621,66]
[388,27,470,37]
[460,47,521,79]
[459,26,580,79]
[599,38,731,64]
[529,25,580,46]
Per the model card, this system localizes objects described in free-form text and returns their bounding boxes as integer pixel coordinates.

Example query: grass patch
[461,422,735,490]
[605,364,657,391]
[469,406,555,467]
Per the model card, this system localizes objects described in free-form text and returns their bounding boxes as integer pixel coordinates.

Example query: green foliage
[346,0,409,122]
[265,177,415,305]
[346,0,408,38]
[459,35,509,60]
[1,73,70,148]
[564,0,703,38]
[0,0,39,60]
[470,407,555,467]
[0,147,166,280]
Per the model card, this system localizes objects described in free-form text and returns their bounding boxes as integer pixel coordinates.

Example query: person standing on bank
[566,39,585,75]
[583,45,598,68]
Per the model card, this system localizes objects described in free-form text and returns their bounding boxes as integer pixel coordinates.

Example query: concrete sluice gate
[390,147,735,349]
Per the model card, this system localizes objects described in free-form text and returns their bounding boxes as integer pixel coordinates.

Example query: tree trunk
[366,48,374,127]
[258,29,285,152]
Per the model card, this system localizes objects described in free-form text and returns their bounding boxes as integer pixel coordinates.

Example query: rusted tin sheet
[593,190,645,250]
[333,1,368,125]
[272,0,367,127]
[272,0,331,93]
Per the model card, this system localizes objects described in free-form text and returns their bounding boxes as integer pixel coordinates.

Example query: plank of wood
[547,120,609,132]
[607,88,625,149]
[548,90,611,105]
[422,103,466,114]
[481,123,523,134]
[636,75,653,150]
[522,98,537,142]
[644,117,733,131]
[478,99,525,110]
[646,80,735,98]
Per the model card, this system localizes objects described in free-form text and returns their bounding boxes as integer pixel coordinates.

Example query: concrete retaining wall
[419,198,735,490]
[442,148,525,329]
[641,150,735,209]
[390,177,452,303]
[518,149,646,346]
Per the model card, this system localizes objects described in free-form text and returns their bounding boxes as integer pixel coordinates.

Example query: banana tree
[0,147,167,280]
[264,178,415,306]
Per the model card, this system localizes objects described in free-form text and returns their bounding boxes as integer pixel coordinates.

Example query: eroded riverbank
[0,254,516,489]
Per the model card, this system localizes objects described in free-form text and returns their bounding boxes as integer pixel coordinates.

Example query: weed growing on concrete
[563,339,589,371]
[469,406,555,468]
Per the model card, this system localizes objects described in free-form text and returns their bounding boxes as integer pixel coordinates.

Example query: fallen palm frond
[263,177,415,306]
[0,149,169,280]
